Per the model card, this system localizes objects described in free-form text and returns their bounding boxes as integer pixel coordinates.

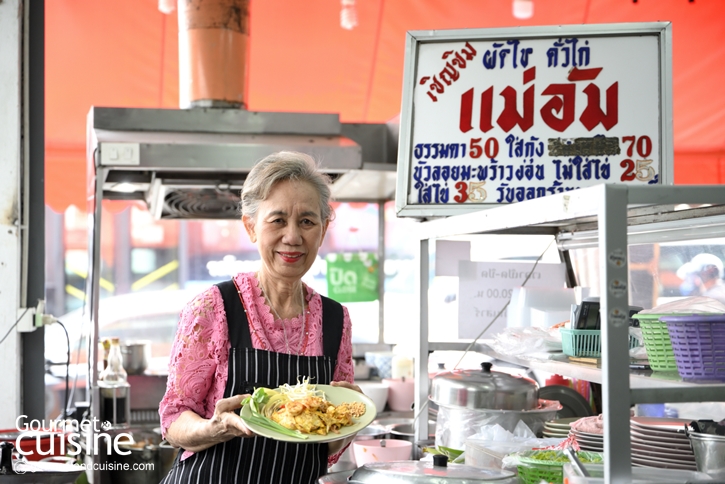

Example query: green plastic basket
[515,450,604,484]
[632,313,678,372]
[560,328,640,358]
[517,462,563,484]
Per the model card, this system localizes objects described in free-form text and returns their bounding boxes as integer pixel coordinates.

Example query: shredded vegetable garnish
[241,387,309,439]
[277,377,326,402]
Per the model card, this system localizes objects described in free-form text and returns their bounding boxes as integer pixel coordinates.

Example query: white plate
[571,435,604,446]
[544,424,573,431]
[545,417,581,429]
[630,428,689,444]
[632,447,696,462]
[629,424,687,438]
[630,435,693,450]
[544,427,569,435]
[543,432,569,438]
[631,455,697,471]
[240,385,376,443]
[571,429,604,439]
[631,441,695,455]
[579,445,604,452]
[630,417,691,432]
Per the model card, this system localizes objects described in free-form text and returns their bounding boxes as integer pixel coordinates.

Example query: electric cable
[55,320,71,420]
[0,308,30,346]
[452,237,556,370]
[65,319,86,418]
[411,238,557,434]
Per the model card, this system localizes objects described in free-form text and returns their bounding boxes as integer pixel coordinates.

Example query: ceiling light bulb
[341,0,358,30]
[513,0,534,19]
[112,183,137,193]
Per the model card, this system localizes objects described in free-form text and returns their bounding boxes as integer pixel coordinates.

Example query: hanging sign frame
[395,22,673,217]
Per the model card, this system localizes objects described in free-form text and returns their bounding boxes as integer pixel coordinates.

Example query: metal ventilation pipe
[178,0,250,109]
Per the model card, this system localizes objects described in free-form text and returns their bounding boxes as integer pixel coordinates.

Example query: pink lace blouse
[159,272,354,463]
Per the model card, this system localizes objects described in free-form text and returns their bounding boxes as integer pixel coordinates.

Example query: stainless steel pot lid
[430,362,538,411]
[349,457,516,483]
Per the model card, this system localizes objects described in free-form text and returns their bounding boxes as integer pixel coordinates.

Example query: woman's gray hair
[240,151,335,223]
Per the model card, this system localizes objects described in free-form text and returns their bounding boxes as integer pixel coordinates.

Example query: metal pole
[22,0,46,422]
[600,185,632,484]
[377,202,385,343]
[414,237,430,445]
[89,165,105,484]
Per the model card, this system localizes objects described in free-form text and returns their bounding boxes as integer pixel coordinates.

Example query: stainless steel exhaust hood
[87,107,398,219]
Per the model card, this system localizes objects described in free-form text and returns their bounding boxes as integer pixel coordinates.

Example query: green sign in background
[326,253,378,303]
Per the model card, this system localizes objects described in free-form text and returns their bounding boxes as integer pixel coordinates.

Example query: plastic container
[631,313,679,371]
[560,329,639,358]
[514,450,603,484]
[661,314,725,381]
[382,378,415,412]
[357,382,389,412]
[562,463,712,483]
[352,439,412,465]
[435,400,561,450]
[465,439,561,470]
[364,351,394,378]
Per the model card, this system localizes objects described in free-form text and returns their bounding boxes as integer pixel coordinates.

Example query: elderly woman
[159,152,359,483]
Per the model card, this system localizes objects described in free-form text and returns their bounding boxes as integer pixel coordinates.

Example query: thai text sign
[396,23,672,216]
[326,253,378,303]
[458,261,567,339]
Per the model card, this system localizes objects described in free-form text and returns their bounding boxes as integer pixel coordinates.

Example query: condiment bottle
[0,442,17,475]
[100,337,127,383]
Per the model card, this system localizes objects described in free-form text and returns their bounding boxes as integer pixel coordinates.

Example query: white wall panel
[0,0,24,429]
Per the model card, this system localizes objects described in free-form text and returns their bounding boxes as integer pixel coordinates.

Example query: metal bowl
[388,421,436,442]
[430,362,538,411]
[121,340,151,375]
[688,432,725,478]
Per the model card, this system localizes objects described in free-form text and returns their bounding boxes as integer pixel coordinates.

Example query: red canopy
[46,0,725,212]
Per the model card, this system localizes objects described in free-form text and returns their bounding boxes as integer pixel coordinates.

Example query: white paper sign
[457,260,567,339]
[396,23,673,216]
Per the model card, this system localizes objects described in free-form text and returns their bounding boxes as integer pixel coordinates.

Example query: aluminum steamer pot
[347,455,518,484]
[430,363,549,450]
[430,362,538,410]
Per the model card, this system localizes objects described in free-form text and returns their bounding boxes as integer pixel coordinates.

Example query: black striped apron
[160,279,343,484]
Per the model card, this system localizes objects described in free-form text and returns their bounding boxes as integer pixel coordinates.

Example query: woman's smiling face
[243,179,329,282]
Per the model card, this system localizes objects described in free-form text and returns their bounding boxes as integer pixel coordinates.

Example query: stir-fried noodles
[260,380,366,436]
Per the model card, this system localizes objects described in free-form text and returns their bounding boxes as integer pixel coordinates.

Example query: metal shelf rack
[412,184,725,484]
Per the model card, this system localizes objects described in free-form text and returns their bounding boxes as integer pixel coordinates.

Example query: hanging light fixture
[158,0,175,14]
[512,0,534,19]
[341,0,358,30]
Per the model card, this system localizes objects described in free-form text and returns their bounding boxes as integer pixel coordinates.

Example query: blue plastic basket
[560,328,639,358]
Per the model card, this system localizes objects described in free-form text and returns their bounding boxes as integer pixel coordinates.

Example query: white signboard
[396,23,673,217]
[458,261,567,339]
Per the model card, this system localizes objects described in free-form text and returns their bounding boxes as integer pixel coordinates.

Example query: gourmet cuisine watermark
[15,415,133,457]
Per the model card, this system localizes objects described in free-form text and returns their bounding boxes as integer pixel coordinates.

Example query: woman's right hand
[165,395,256,452]
[209,394,257,440]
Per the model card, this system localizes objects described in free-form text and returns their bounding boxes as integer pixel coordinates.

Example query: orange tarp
[45,0,725,213]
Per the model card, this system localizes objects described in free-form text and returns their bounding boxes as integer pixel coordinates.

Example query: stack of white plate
[630,416,697,471]
[543,417,579,438]
[569,428,604,452]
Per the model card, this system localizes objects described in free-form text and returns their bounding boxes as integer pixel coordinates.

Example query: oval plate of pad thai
[240,379,377,443]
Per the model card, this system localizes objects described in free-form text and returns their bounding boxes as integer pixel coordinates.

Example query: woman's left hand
[327,380,364,456]
[330,380,362,394]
